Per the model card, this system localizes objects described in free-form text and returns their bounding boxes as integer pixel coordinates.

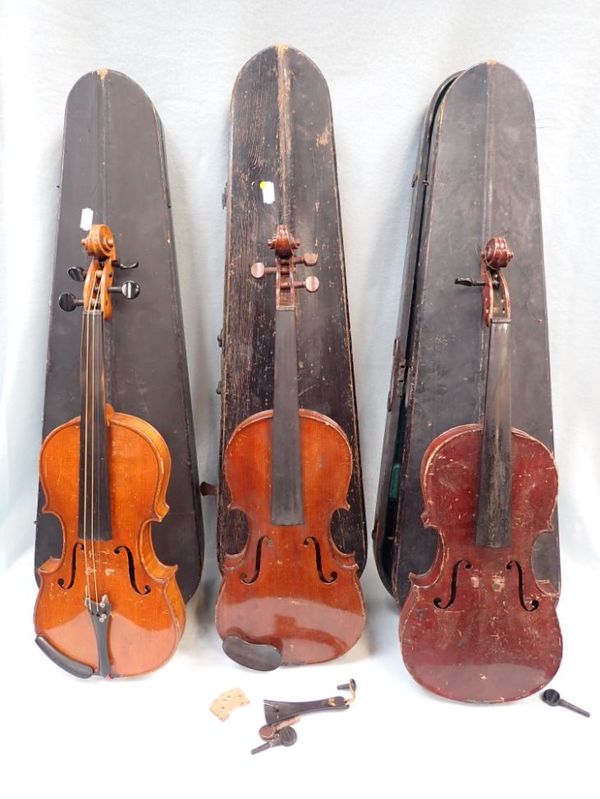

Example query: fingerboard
[78,310,112,542]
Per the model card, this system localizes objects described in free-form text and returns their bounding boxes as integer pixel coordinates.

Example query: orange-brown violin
[34,224,185,678]
[400,238,562,702]
[215,225,365,668]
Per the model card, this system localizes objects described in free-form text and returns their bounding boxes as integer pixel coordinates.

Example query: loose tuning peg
[68,266,87,282]
[58,292,83,312]
[109,280,140,300]
[112,259,139,271]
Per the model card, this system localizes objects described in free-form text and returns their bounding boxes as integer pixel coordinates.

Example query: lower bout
[216,591,365,665]
[400,605,562,702]
[35,598,183,678]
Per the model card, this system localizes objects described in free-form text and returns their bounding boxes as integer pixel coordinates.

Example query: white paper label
[259,180,275,204]
[80,207,94,231]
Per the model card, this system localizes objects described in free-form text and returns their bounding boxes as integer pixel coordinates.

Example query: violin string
[81,290,91,608]
[89,274,100,605]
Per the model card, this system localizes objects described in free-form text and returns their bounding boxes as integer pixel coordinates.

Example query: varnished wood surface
[400,424,561,702]
[216,410,365,665]
[35,408,185,677]
[219,46,366,570]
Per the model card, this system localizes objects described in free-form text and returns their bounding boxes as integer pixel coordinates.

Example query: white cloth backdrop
[0,1,598,796]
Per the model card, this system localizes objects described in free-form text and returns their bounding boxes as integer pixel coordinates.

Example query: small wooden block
[210,688,249,721]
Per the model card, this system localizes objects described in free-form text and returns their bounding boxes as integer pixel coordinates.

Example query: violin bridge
[85,594,114,678]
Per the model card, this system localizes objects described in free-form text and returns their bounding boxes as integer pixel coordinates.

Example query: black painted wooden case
[374,62,560,605]
[218,46,367,571]
[35,70,203,601]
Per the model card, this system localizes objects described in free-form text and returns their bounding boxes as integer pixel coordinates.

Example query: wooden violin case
[373,61,560,607]
[35,70,203,601]
[216,46,367,663]
[218,45,366,572]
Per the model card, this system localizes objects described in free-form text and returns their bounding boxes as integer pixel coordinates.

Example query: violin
[34,224,185,678]
[215,225,365,667]
[400,238,562,702]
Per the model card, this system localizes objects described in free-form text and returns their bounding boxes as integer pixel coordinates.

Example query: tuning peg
[455,277,486,287]
[58,292,83,312]
[251,262,277,279]
[67,266,87,282]
[294,276,319,292]
[109,280,140,300]
[112,259,139,271]
[294,252,318,267]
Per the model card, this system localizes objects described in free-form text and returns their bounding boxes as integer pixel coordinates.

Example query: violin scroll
[482,237,513,270]
[58,224,140,318]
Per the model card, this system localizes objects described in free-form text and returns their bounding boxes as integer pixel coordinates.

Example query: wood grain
[35,408,185,677]
[216,409,365,665]
[219,46,366,571]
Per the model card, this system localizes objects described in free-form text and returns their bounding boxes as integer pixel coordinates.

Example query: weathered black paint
[35,70,203,601]
[374,62,560,604]
[219,46,366,570]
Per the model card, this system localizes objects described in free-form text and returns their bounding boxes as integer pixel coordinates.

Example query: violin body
[216,408,365,665]
[401,423,562,702]
[35,406,185,677]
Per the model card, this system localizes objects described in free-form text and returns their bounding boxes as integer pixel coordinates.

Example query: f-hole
[433,559,472,609]
[506,561,539,612]
[304,537,337,584]
[57,542,84,590]
[114,546,151,595]
[240,536,269,584]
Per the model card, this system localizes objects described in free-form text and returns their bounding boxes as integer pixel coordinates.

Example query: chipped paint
[317,125,331,147]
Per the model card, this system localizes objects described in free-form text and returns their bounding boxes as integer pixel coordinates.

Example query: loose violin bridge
[209,687,250,721]
[250,223,319,294]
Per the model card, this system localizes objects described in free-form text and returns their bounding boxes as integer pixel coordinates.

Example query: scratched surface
[374,62,560,605]
[218,46,366,570]
[35,71,203,601]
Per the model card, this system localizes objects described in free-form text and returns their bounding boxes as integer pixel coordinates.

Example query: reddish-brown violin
[34,225,185,678]
[215,225,365,667]
[400,238,562,702]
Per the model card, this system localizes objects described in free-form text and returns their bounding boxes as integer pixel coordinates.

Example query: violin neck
[271,307,304,525]
[475,318,512,548]
[78,309,112,542]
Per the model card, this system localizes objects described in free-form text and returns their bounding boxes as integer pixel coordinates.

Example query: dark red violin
[400,238,562,702]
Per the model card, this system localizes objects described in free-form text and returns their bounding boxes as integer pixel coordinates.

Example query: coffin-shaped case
[218,46,367,572]
[374,61,560,605]
[35,70,203,601]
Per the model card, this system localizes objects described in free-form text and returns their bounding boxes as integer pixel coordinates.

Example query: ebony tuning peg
[67,266,86,282]
[455,277,486,287]
[109,280,140,300]
[112,259,139,271]
[58,292,83,312]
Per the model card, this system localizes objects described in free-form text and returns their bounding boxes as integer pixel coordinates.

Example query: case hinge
[387,337,406,412]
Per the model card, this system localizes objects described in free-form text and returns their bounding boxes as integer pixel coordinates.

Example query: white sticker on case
[259,180,275,204]
[80,207,94,231]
